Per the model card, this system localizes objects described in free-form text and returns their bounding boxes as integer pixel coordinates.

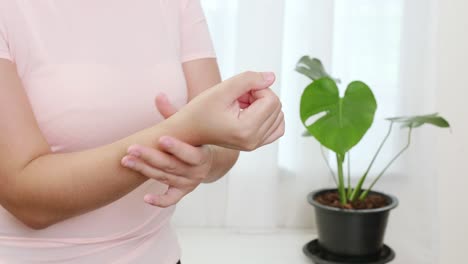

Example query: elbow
[0,176,58,230]
[20,215,54,230]
[3,203,56,230]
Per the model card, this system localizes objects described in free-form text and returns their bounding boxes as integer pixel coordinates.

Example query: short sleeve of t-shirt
[0,14,12,61]
[179,0,216,62]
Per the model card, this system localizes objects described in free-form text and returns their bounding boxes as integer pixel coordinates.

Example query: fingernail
[160,137,173,148]
[157,93,168,102]
[144,194,155,204]
[261,72,275,83]
[127,149,141,157]
[122,157,135,168]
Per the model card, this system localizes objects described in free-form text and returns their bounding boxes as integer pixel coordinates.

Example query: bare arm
[122,60,284,208]
[0,60,195,229]
[120,60,283,207]
[0,58,282,229]
[101,59,234,208]
[182,58,239,183]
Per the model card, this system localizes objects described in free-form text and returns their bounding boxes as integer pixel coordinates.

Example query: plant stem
[360,127,413,200]
[347,152,352,198]
[349,122,394,201]
[321,145,338,187]
[336,153,347,204]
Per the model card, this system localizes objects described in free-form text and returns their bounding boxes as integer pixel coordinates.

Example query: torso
[0,1,192,263]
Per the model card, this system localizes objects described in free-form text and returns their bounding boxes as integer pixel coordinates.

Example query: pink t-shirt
[0,0,215,263]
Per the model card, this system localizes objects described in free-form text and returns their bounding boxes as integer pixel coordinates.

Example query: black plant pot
[308,189,398,258]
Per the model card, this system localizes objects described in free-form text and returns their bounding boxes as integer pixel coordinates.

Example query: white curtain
[174,0,442,262]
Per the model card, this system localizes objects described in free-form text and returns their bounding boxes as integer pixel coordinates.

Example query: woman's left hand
[122,136,213,207]
[121,94,213,207]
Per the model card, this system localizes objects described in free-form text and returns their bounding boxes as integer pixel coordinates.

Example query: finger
[237,90,281,145]
[121,156,188,186]
[127,144,189,175]
[215,71,276,100]
[158,136,211,166]
[155,93,178,119]
[261,110,284,143]
[144,188,185,208]
[238,92,255,109]
[211,104,279,151]
[263,118,285,145]
[256,102,282,139]
[240,88,280,126]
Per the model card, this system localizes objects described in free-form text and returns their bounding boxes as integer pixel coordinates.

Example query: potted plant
[296,56,450,263]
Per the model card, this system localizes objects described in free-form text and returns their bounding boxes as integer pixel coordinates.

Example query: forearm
[2,119,193,229]
[182,58,238,183]
[204,146,239,183]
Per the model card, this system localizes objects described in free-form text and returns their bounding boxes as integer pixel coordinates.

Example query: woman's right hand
[166,71,285,151]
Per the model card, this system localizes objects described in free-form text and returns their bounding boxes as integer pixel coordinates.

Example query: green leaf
[295,56,340,83]
[386,113,450,128]
[300,77,377,155]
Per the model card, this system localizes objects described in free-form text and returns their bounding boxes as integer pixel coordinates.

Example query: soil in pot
[315,190,388,210]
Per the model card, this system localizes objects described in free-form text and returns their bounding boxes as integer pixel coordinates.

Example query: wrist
[203,145,218,183]
[203,145,239,183]
[160,109,205,146]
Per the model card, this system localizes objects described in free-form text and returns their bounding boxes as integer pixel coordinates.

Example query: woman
[0,0,284,263]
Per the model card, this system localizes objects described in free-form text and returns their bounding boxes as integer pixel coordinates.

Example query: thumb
[155,93,178,119]
[215,71,276,100]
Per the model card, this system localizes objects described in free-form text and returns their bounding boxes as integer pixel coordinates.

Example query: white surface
[177,227,434,264]
[177,228,315,264]
[435,0,468,262]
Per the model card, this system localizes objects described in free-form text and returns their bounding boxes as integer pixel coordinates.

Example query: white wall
[435,0,468,262]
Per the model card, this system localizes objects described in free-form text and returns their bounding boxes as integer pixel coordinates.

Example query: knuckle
[172,177,183,186]
[234,129,255,146]
[268,93,280,107]
[174,197,182,204]
[196,153,209,165]
[184,184,196,192]
[164,162,178,173]
[194,158,204,167]
[277,122,286,138]
[241,71,260,86]
[158,173,169,183]
[278,111,285,121]
[151,138,160,148]
[157,197,172,207]
[135,163,147,174]
[242,141,258,152]
[279,127,285,137]
[159,202,170,208]
[276,97,282,108]
[129,161,140,171]
[241,70,256,79]
[194,172,207,181]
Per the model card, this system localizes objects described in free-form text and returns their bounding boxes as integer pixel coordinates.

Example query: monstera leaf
[295,56,340,83]
[387,113,450,128]
[300,77,377,156]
